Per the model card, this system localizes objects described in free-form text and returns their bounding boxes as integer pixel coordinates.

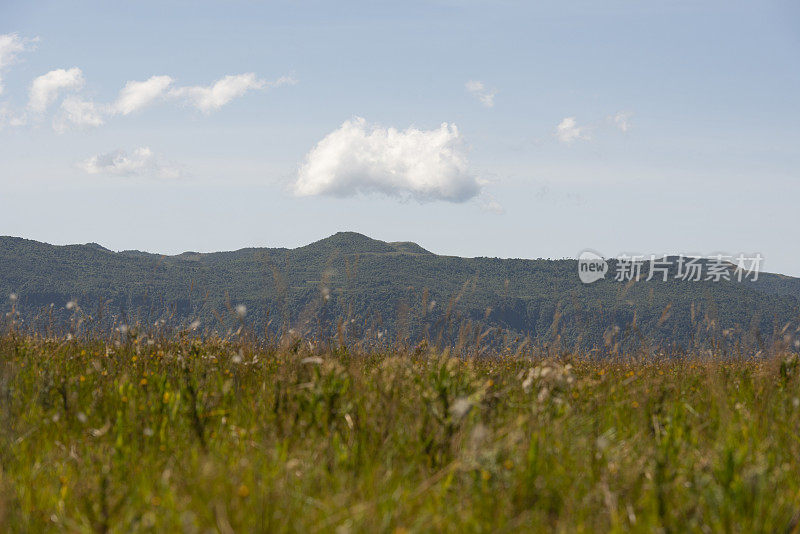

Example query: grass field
[2,331,800,533]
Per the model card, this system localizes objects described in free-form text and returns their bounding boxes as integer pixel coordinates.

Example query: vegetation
[3,325,800,532]
[2,232,800,348]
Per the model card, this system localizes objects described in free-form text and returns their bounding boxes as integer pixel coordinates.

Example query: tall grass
[2,327,800,532]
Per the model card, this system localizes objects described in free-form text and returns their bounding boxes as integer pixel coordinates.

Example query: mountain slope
[1,233,798,348]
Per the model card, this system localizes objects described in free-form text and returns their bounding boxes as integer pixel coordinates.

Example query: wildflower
[140,378,148,386]
[235,304,247,319]
[77,412,88,424]
[632,401,639,408]
[237,484,250,498]
[190,319,201,331]
[79,375,86,382]
[503,460,514,470]
[66,300,77,310]
[9,293,17,302]
[450,397,472,419]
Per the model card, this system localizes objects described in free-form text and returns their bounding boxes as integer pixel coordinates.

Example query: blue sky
[1,0,799,274]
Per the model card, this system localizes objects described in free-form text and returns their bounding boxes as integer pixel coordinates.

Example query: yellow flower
[632,401,639,408]
[503,460,514,470]
[79,375,86,382]
[237,484,250,498]
[140,378,148,386]
[481,469,491,481]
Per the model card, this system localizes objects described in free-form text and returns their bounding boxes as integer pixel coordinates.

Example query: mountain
[1,232,799,349]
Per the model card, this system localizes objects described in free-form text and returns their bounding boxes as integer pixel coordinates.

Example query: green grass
[2,332,800,532]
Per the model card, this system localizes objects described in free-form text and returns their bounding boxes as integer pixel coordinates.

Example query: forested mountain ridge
[2,232,799,349]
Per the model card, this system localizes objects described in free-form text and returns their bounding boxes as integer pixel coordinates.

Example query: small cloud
[0,101,27,130]
[0,33,37,95]
[555,117,591,144]
[294,117,481,203]
[28,68,84,113]
[611,111,632,132]
[78,147,181,179]
[465,80,496,108]
[113,75,173,115]
[54,97,108,132]
[170,73,295,113]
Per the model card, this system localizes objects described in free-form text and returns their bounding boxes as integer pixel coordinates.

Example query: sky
[1,0,799,275]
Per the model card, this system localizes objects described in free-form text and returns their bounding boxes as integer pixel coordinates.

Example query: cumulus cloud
[113,75,173,115]
[465,80,496,108]
[28,68,84,113]
[171,73,295,113]
[294,117,481,202]
[555,117,591,144]
[611,111,632,132]
[78,147,181,179]
[0,33,36,95]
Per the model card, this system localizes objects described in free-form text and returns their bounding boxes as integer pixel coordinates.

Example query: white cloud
[611,111,632,132]
[170,73,295,113]
[555,117,591,144]
[294,117,481,202]
[0,33,36,95]
[13,69,295,132]
[78,147,181,179]
[113,75,173,115]
[53,97,108,132]
[28,68,84,113]
[465,80,496,108]
[0,102,27,130]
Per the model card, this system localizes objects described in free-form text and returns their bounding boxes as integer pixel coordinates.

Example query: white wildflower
[450,397,473,420]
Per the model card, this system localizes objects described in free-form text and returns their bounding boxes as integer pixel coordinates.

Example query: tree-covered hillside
[1,232,799,349]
